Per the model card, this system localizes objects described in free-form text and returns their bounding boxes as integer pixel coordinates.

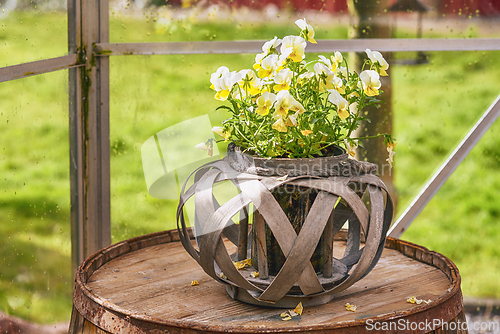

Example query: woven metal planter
[177,144,393,308]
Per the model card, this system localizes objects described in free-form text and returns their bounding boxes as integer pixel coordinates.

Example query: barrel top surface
[74,230,462,333]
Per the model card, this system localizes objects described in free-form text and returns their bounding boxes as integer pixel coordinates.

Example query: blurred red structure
[438,0,500,17]
[232,0,348,13]
[193,0,500,17]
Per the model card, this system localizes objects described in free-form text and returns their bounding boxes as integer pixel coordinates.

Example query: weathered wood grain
[71,229,467,333]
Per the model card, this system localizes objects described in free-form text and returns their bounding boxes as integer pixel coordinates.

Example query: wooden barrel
[69,229,468,334]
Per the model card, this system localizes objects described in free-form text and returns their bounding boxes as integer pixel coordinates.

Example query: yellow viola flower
[386,142,397,167]
[273,68,293,92]
[238,69,260,96]
[272,117,287,133]
[257,54,279,79]
[286,111,299,127]
[253,53,264,71]
[256,92,276,116]
[301,130,313,136]
[365,49,389,76]
[295,18,317,44]
[275,90,305,117]
[281,35,307,63]
[360,70,381,97]
[212,126,230,141]
[344,138,357,158]
[328,90,350,120]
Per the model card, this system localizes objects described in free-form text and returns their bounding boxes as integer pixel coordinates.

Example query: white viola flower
[315,63,344,93]
[256,91,277,116]
[273,68,293,92]
[295,18,317,44]
[257,54,279,79]
[297,71,315,85]
[281,35,307,63]
[274,90,305,117]
[349,102,359,115]
[360,70,381,97]
[195,142,213,156]
[337,66,348,78]
[318,55,334,72]
[314,62,334,90]
[213,71,243,101]
[365,49,389,76]
[262,36,282,55]
[210,66,229,89]
[253,53,265,71]
[212,126,224,136]
[254,77,271,92]
[330,75,345,94]
[314,61,331,76]
[328,89,350,120]
[332,51,343,68]
[286,111,299,127]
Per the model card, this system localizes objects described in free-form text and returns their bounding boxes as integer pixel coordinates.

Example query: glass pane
[109,2,348,43]
[392,50,500,299]
[0,71,71,323]
[0,4,67,67]
[110,54,243,240]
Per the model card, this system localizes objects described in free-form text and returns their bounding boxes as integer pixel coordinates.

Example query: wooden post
[349,0,397,207]
[238,206,249,261]
[69,0,111,279]
[322,211,334,278]
[253,210,269,279]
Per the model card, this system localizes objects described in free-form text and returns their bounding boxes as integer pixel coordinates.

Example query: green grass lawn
[1,10,500,324]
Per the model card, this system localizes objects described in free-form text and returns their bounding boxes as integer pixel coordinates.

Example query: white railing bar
[388,94,500,238]
[0,54,82,83]
[94,38,500,56]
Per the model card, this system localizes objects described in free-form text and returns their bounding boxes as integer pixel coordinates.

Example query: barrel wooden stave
[69,229,467,334]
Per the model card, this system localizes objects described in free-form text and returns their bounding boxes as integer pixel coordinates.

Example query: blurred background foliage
[1,0,500,324]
